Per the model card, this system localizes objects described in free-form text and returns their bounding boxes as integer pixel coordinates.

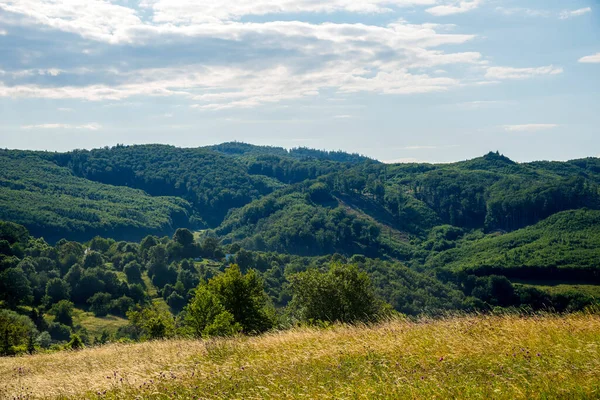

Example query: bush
[0,309,37,355]
[123,261,142,283]
[45,278,71,305]
[88,292,112,317]
[128,283,148,305]
[183,285,241,338]
[289,263,386,324]
[110,296,135,317]
[49,300,74,326]
[207,264,274,334]
[0,267,33,308]
[204,311,241,338]
[37,331,52,349]
[166,292,186,313]
[47,322,71,342]
[126,305,175,340]
[67,333,84,350]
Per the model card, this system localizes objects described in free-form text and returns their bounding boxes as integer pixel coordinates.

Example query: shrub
[37,331,52,349]
[110,296,135,317]
[0,309,37,355]
[167,292,186,313]
[67,333,84,350]
[207,264,274,334]
[128,283,148,305]
[45,278,71,305]
[123,261,142,283]
[183,285,241,338]
[50,300,74,326]
[88,292,112,317]
[289,263,387,324]
[126,305,175,340]
[47,322,71,342]
[0,267,33,308]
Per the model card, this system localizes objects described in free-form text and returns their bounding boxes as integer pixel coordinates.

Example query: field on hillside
[71,309,128,338]
[1,314,599,399]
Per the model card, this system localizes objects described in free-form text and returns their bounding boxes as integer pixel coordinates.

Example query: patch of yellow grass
[72,309,128,338]
[1,314,599,399]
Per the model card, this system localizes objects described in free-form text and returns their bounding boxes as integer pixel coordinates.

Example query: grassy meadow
[71,309,128,338]
[1,313,599,399]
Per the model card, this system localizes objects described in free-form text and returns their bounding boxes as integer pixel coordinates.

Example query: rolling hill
[0,151,191,242]
[1,144,599,269]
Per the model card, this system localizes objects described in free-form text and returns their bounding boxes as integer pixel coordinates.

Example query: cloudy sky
[0,0,598,162]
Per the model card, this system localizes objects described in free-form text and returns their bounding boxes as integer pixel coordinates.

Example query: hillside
[214,186,414,260]
[0,152,191,242]
[1,145,598,263]
[426,209,600,281]
[1,314,599,399]
[0,144,599,295]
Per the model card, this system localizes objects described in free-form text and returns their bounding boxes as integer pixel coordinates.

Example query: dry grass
[1,314,600,399]
[72,309,128,338]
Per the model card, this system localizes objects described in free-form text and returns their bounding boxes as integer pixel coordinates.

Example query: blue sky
[0,0,598,163]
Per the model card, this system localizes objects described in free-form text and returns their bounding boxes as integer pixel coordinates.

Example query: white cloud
[485,65,563,80]
[455,100,512,108]
[497,6,591,19]
[143,0,437,24]
[0,61,462,107]
[0,14,483,109]
[503,124,558,132]
[0,0,571,111]
[0,0,483,110]
[189,65,461,110]
[578,53,600,63]
[57,107,73,112]
[21,123,102,130]
[0,3,478,48]
[495,7,550,17]
[426,0,481,16]
[0,29,7,35]
[0,0,143,44]
[0,0,443,44]
[559,7,591,19]
[45,69,62,76]
[1,68,64,78]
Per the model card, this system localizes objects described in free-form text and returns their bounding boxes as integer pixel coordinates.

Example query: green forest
[1,143,599,355]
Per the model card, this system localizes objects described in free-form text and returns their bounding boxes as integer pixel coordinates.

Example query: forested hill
[1,144,600,259]
[2,144,600,351]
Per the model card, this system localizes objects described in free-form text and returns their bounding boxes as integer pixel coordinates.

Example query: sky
[0,0,598,163]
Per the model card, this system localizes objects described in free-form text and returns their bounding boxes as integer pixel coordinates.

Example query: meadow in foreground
[1,313,599,400]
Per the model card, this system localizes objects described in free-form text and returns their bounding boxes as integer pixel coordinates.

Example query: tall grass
[1,313,599,399]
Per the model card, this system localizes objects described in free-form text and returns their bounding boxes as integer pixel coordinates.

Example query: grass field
[513,281,600,298]
[72,308,128,338]
[1,314,599,399]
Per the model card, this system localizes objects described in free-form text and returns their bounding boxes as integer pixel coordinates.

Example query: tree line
[3,219,597,357]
